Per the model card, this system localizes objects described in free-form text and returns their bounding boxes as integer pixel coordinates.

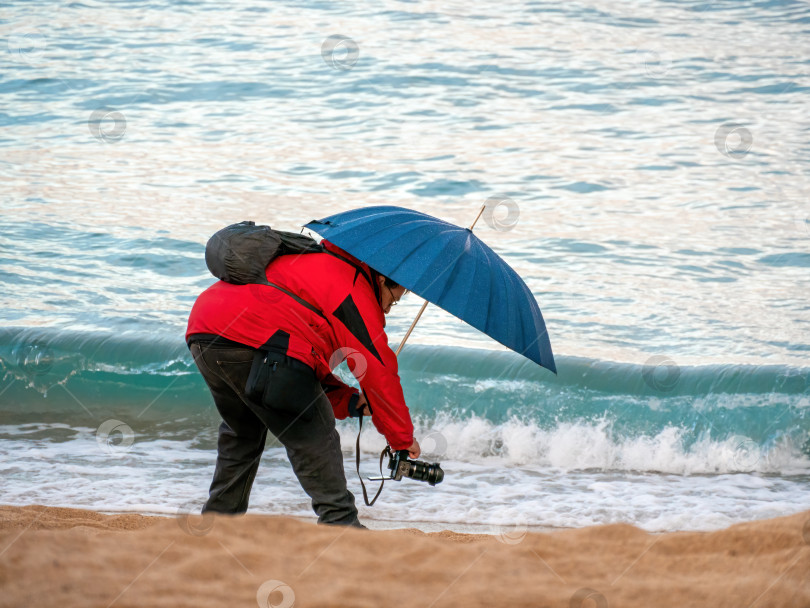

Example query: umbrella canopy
[304,206,556,374]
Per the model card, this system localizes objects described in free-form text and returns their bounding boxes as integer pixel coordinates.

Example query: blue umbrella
[304,205,556,374]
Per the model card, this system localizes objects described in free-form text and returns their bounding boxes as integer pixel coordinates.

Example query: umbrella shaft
[395,299,429,356]
[468,204,486,230]
[395,204,487,357]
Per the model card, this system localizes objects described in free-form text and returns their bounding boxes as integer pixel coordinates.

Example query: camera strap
[355,414,390,506]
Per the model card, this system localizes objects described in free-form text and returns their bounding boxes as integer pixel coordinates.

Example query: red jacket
[186,240,414,450]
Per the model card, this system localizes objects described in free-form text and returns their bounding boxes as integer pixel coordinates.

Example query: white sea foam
[2,419,808,533]
[341,414,810,475]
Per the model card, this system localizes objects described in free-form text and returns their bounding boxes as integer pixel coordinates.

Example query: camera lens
[406,460,444,486]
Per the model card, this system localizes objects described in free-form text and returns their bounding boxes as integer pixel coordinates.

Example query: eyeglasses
[385,285,408,306]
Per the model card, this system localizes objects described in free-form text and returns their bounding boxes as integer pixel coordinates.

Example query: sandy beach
[1,505,808,608]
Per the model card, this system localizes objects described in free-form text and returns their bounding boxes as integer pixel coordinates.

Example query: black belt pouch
[244,349,272,403]
[244,348,320,423]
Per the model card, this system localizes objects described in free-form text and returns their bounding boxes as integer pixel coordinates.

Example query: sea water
[1,0,808,532]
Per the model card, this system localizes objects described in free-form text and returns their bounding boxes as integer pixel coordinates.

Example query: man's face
[379,280,407,315]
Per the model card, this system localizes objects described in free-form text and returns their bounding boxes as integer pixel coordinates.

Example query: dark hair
[370,266,400,289]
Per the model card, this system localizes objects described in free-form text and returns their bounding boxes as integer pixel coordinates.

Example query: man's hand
[355,393,418,458]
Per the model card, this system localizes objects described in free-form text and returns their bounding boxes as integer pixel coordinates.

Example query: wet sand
[1,505,808,607]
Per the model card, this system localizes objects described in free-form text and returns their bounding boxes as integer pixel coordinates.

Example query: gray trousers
[189,340,361,527]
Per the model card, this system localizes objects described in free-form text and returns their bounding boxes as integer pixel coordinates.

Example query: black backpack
[204,220,381,314]
[205,221,323,285]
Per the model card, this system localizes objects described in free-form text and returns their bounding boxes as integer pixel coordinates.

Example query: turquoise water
[1,0,809,531]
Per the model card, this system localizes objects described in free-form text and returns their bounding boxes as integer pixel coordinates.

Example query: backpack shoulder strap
[265,282,327,321]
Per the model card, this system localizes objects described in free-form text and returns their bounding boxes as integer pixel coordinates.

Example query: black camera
[385,449,444,486]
